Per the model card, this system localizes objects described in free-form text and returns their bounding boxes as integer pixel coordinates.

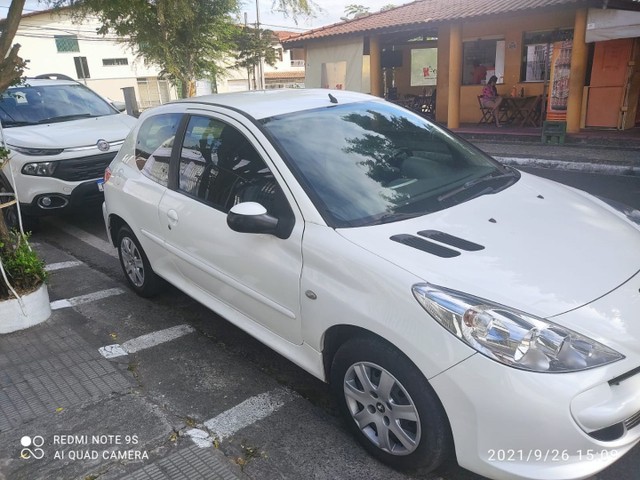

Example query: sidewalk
[453,124,640,175]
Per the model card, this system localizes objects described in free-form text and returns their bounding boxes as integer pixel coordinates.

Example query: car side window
[178,116,283,215]
[136,113,182,187]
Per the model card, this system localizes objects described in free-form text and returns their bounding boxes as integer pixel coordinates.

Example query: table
[501,95,541,127]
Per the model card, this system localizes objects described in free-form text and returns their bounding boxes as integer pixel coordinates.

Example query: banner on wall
[411,48,438,86]
[547,40,572,121]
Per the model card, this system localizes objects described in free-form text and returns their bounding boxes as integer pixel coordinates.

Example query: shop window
[462,39,505,85]
[410,48,437,86]
[521,29,573,82]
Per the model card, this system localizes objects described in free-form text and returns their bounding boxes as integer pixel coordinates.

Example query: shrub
[0,230,47,300]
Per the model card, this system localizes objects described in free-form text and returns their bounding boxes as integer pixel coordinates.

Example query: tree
[343,4,369,19]
[0,0,28,99]
[232,26,277,89]
[53,0,315,98]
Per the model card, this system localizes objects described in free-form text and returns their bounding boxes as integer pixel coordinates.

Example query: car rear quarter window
[135,113,182,187]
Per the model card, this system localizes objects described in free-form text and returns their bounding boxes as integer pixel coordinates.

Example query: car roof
[8,78,81,88]
[173,88,383,120]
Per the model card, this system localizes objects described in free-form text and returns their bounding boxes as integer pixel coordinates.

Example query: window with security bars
[521,29,573,82]
[55,35,79,53]
[103,58,129,66]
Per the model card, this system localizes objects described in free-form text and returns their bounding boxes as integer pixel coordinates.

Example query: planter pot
[0,283,51,334]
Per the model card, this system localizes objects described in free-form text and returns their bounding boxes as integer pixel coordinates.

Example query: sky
[0,1,399,33]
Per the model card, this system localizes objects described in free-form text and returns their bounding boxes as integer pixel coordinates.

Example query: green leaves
[0,231,47,300]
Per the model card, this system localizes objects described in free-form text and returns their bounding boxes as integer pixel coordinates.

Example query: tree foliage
[344,4,370,19]
[51,0,315,97]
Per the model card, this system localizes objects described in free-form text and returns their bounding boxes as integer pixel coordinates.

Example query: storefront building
[283,0,640,132]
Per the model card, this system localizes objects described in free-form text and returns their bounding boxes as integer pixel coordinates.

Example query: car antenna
[328,93,338,104]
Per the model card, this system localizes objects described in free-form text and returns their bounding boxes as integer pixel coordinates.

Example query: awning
[586,8,640,43]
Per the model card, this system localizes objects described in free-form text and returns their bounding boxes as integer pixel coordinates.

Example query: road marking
[51,221,119,259]
[187,388,296,447]
[50,287,125,310]
[99,324,196,359]
[45,261,83,272]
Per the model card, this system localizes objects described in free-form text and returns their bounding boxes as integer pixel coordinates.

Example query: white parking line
[187,388,296,447]
[53,221,119,259]
[45,260,84,272]
[99,324,196,359]
[50,287,125,310]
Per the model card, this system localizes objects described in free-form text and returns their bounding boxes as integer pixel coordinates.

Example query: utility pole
[255,0,265,90]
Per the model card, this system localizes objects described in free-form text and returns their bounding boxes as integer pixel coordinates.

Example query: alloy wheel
[120,236,145,287]
[343,361,421,455]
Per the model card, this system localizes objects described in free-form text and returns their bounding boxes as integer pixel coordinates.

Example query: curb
[494,156,640,176]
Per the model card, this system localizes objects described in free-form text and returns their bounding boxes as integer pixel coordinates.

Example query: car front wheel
[331,337,453,472]
[117,226,163,297]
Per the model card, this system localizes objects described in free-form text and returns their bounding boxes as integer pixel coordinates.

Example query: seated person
[481,75,504,127]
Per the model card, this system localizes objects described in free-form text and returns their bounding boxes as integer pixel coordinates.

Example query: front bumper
[431,354,640,480]
[429,272,640,480]
[19,178,105,216]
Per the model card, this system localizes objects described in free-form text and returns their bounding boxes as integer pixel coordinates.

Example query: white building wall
[305,38,365,92]
[14,9,177,107]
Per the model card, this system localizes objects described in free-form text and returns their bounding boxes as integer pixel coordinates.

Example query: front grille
[625,410,640,431]
[52,152,117,181]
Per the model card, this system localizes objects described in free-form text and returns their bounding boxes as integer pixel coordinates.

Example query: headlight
[9,145,64,156]
[22,162,58,176]
[412,283,624,373]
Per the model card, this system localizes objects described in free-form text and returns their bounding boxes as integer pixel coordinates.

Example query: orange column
[448,24,462,129]
[370,36,383,98]
[567,8,588,133]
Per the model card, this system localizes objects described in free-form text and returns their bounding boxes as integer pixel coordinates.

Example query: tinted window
[262,101,515,227]
[136,113,182,187]
[178,116,281,214]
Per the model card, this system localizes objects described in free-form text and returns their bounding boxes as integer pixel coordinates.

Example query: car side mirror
[227,202,280,237]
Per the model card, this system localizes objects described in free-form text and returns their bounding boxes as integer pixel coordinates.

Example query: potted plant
[0,146,50,334]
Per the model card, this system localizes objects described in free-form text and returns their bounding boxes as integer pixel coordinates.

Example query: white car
[0,76,137,226]
[102,89,640,480]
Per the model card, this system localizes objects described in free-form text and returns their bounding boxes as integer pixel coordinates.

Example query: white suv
[0,76,137,225]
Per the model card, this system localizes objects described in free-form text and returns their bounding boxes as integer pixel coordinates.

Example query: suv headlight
[22,162,58,176]
[412,283,624,372]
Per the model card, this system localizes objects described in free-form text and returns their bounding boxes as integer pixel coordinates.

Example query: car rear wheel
[331,337,453,472]
[117,226,163,297]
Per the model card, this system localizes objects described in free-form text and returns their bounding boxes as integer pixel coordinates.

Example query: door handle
[167,209,178,229]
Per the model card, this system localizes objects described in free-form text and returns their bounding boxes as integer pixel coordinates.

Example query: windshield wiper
[437,169,518,202]
[0,120,35,127]
[374,211,423,225]
[37,113,94,124]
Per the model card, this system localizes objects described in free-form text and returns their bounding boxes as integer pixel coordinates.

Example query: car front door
[157,113,304,344]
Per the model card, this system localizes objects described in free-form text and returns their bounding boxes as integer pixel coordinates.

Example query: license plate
[97,179,104,192]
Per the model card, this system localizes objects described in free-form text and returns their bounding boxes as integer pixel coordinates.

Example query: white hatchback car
[0,76,136,225]
[103,89,640,480]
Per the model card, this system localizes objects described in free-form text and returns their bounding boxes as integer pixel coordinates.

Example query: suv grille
[52,152,117,181]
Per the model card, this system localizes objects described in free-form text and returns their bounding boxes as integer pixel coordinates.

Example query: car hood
[337,171,640,319]
[3,113,137,149]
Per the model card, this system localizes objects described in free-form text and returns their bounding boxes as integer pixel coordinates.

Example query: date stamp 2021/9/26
[488,449,620,463]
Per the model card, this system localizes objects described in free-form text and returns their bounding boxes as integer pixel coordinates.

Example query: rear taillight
[104,167,112,183]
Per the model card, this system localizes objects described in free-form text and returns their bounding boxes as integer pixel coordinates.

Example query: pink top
[482,84,497,100]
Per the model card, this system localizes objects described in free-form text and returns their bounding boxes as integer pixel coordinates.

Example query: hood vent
[417,230,484,251]
[390,234,460,258]
[390,231,485,258]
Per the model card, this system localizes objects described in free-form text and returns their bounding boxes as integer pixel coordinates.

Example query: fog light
[40,196,52,207]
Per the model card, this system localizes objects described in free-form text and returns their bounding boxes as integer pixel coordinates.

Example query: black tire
[117,226,163,297]
[331,336,453,472]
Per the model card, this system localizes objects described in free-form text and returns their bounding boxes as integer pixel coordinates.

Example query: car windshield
[0,83,118,127]
[261,101,518,227]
